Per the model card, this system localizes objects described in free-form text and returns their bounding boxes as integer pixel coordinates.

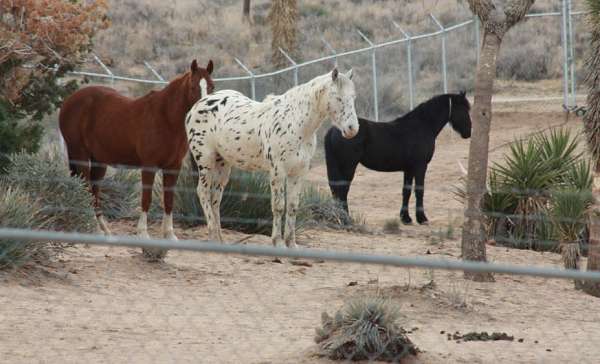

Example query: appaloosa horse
[186,68,359,248]
[325,92,471,225]
[59,59,214,240]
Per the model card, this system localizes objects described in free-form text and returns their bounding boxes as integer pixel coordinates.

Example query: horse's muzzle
[342,127,359,139]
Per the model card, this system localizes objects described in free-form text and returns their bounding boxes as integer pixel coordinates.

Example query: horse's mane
[391,93,469,123]
[134,72,189,102]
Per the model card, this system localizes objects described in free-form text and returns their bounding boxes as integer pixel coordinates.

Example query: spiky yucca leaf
[549,188,591,243]
[535,128,582,178]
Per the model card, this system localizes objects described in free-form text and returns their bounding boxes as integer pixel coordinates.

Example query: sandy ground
[2,105,599,364]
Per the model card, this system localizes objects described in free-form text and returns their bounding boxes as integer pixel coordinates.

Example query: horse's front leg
[162,167,180,240]
[400,171,414,225]
[270,169,286,248]
[414,166,429,225]
[284,175,303,249]
[138,170,156,238]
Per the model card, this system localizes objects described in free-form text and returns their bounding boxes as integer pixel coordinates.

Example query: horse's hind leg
[284,174,303,249]
[210,161,231,243]
[414,166,429,225]
[270,167,286,247]
[90,160,110,235]
[401,171,414,225]
[161,167,180,240]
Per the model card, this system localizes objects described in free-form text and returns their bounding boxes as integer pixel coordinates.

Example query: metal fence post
[357,30,379,122]
[567,0,576,107]
[143,61,165,82]
[92,53,114,85]
[278,48,298,86]
[474,16,480,66]
[430,14,448,94]
[321,36,338,67]
[561,0,570,110]
[235,58,256,100]
[393,22,415,110]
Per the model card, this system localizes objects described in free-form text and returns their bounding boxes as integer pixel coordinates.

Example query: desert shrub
[315,297,418,362]
[99,169,140,220]
[298,184,353,229]
[458,128,591,252]
[383,219,401,234]
[2,150,96,233]
[0,184,46,269]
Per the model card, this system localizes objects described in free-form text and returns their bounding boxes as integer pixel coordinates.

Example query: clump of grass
[99,169,140,219]
[299,184,353,229]
[383,219,401,234]
[173,157,365,235]
[3,150,96,233]
[315,296,418,362]
[0,184,46,269]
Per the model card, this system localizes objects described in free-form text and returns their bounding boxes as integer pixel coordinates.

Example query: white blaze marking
[199,78,208,98]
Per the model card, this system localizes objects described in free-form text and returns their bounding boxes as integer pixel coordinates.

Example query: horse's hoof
[164,232,178,241]
[273,239,285,248]
[401,217,413,225]
[418,220,429,226]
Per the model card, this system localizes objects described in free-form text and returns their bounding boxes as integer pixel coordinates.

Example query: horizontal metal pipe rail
[2,228,600,282]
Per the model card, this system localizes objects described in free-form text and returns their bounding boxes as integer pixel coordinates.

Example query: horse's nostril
[348,125,354,131]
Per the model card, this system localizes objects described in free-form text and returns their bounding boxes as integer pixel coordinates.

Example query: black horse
[324,92,472,225]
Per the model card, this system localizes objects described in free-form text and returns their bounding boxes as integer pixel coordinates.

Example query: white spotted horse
[186,68,359,248]
[324,92,472,225]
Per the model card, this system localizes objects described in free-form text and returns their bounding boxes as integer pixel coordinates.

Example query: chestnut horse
[59,59,214,241]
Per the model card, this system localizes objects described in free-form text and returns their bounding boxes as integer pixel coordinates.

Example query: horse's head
[449,91,471,139]
[324,68,359,139]
[186,59,215,105]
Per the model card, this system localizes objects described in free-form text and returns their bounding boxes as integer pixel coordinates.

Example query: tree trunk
[584,200,600,296]
[461,31,502,282]
[268,0,298,69]
[582,5,600,297]
[242,0,251,22]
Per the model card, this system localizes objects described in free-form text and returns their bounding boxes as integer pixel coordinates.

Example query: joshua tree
[268,0,298,68]
[461,0,535,282]
[582,0,600,297]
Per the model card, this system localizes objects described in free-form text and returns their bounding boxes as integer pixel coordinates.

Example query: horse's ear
[206,60,214,75]
[345,69,353,80]
[191,59,199,73]
[332,68,339,82]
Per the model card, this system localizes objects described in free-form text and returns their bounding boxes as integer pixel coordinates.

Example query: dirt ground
[2,104,599,364]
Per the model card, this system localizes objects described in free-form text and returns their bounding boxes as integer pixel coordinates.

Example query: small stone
[518,338,524,343]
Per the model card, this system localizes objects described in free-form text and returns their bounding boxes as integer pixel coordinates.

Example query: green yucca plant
[457,128,591,252]
[536,128,582,177]
[315,296,418,362]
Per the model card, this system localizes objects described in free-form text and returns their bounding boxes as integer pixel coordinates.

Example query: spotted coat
[185,69,359,247]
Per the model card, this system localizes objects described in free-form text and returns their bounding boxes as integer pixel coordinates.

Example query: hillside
[88,0,588,117]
